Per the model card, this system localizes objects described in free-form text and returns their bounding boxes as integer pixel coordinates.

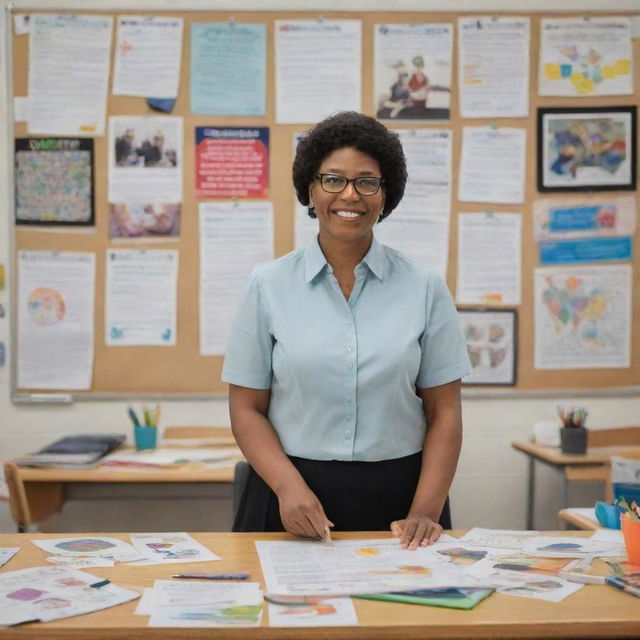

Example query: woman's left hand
[390,513,442,550]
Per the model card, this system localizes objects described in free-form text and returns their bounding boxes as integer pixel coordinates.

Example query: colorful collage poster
[15,138,94,226]
[195,127,269,199]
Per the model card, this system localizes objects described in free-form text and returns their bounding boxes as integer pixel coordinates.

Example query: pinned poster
[195,127,269,199]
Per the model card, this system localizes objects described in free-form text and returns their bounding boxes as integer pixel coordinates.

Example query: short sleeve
[221,270,273,389]
[416,273,470,388]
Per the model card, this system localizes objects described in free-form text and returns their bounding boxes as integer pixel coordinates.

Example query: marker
[172,573,250,580]
[264,593,329,605]
[127,406,141,427]
[90,579,111,588]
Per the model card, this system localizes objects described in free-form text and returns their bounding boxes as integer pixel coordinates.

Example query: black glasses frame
[315,173,384,196]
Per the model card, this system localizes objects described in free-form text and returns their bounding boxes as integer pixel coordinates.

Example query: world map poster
[534,264,631,369]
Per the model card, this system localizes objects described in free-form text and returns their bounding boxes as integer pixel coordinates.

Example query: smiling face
[309,146,385,252]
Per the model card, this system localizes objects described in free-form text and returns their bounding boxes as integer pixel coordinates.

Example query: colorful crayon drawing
[54,539,117,553]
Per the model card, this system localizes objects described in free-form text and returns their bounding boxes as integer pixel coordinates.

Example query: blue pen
[172,573,250,580]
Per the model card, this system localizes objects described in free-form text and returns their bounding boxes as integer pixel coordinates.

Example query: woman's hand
[390,513,442,550]
[277,481,334,540]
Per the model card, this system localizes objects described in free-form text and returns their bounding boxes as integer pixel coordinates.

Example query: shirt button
[347,347,352,353]
[345,430,351,438]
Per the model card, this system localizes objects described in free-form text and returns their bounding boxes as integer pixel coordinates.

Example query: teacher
[222,111,470,549]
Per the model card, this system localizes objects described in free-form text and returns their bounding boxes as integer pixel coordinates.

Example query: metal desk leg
[526,456,535,530]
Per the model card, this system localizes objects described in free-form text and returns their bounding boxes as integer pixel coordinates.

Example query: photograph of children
[374,24,452,121]
[538,107,636,192]
[109,203,180,238]
[112,119,179,169]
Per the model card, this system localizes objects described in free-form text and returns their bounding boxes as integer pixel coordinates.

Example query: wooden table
[558,508,601,531]
[4,446,244,532]
[511,438,640,530]
[1,530,638,639]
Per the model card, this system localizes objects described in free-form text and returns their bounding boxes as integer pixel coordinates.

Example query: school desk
[0,530,638,640]
[512,428,640,530]
[558,507,601,531]
[3,446,244,533]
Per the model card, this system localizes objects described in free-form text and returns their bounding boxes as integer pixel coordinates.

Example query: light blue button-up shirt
[222,236,470,462]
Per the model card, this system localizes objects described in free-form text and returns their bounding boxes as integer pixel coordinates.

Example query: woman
[222,112,469,549]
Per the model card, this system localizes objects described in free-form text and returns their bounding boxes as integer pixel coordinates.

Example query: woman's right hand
[277,481,333,540]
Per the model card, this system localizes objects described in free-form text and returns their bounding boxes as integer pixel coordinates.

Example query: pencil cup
[621,514,640,565]
[134,425,157,451]
[559,426,587,454]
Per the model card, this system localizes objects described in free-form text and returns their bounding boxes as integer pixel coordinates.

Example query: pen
[172,573,250,580]
[605,577,640,598]
[264,593,329,605]
[558,571,607,585]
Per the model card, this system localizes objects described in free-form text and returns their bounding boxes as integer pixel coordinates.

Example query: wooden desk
[1,530,638,640]
[558,507,601,531]
[511,438,640,530]
[4,447,244,532]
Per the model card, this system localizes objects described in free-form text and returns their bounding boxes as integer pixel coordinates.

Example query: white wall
[1,0,639,534]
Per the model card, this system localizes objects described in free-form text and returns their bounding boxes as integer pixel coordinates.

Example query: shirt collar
[304,235,385,283]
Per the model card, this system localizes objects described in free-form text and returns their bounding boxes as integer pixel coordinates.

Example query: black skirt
[232,452,451,533]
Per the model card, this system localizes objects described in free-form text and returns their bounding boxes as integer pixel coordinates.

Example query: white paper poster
[18,251,95,390]
[374,23,452,121]
[108,116,183,204]
[458,17,530,118]
[105,249,178,346]
[456,213,521,305]
[375,129,452,277]
[275,20,361,124]
[113,15,183,97]
[534,265,631,369]
[28,14,112,135]
[539,17,633,96]
[458,127,526,204]
[199,202,274,355]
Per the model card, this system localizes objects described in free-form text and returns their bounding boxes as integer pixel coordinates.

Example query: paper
[113,16,183,98]
[15,138,94,225]
[108,116,183,205]
[458,17,530,118]
[0,549,19,569]
[13,97,28,122]
[256,538,506,597]
[0,565,139,627]
[145,580,262,627]
[269,597,357,627]
[522,536,626,558]
[46,556,115,569]
[458,127,526,204]
[105,249,178,346]
[28,14,112,135]
[374,129,452,277]
[275,20,361,124]
[458,310,516,386]
[539,17,633,96]
[191,22,266,116]
[590,528,624,545]
[31,536,143,562]
[534,265,631,369]
[199,202,274,355]
[102,447,239,466]
[195,127,269,198]
[374,23,452,121]
[293,132,318,250]
[460,529,540,550]
[539,237,632,265]
[17,251,95,390]
[129,533,221,565]
[456,213,521,305]
[533,196,637,242]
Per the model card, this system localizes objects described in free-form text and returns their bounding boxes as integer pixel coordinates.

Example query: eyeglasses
[315,173,384,196]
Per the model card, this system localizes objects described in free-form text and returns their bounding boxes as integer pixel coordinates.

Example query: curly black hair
[292,112,407,221]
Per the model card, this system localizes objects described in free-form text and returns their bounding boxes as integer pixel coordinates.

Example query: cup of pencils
[619,498,640,564]
[557,406,588,454]
[128,405,159,451]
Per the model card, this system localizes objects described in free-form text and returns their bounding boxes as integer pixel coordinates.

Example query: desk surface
[1,530,639,640]
[511,440,640,466]
[558,508,601,531]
